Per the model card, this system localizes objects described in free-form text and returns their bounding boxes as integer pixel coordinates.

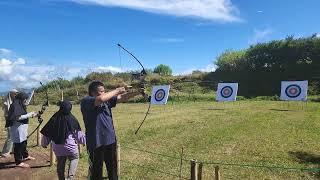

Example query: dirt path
[0,137,57,180]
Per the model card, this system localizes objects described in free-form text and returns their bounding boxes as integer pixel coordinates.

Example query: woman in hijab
[41,100,85,180]
[7,92,38,168]
[1,89,19,158]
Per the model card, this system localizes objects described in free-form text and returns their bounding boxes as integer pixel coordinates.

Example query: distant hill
[0,91,7,96]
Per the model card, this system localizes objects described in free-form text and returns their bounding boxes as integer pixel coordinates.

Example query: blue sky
[0,0,319,91]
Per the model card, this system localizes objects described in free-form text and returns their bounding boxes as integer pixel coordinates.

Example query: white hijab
[3,89,19,111]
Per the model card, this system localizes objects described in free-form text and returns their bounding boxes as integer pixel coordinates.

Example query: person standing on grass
[41,100,86,180]
[1,89,19,158]
[7,92,38,168]
[81,80,147,180]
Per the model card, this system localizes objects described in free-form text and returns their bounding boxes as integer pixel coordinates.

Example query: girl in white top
[7,92,39,168]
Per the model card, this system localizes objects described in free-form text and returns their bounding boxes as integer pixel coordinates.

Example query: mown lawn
[1,100,320,179]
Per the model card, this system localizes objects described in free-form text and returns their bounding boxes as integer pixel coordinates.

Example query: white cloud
[0,58,12,66]
[200,64,217,72]
[70,0,241,22]
[11,74,27,82]
[0,48,12,55]
[176,64,216,75]
[95,66,123,74]
[13,58,26,65]
[248,28,273,45]
[0,51,128,91]
[152,38,184,43]
[316,33,320,38]
[0,57,87,90]
[257,10,263,13]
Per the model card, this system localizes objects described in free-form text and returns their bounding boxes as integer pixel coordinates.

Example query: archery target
[155,89,166,102]
[221,86,233,98]
[280,81,308,101]
[216,83,238,102]
[285,85,301,98]
[151,85,170,105]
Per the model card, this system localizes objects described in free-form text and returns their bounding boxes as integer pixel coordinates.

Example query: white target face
[151,85,170,105]
[280,81,308,101]
[216,83,238,102]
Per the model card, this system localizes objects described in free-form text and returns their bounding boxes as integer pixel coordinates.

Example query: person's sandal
[0,153,11,158]
[16,162,30,168]
[24,156,36,161]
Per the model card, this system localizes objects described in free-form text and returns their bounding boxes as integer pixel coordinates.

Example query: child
[41,100,85,180]
[7,92,38,167]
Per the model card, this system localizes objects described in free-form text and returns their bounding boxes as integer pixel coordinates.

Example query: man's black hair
[88,81,104,96]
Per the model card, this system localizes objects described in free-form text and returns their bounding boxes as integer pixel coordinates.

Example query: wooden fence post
[191,159,198,180]
[214,166,220,180]
[179,147,184,180]
[50,143,56,166]
[117,143,121,178]
[198,162,203,180]
[61,90,64,101]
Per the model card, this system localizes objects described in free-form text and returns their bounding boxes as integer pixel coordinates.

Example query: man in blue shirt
[81,81,146,180]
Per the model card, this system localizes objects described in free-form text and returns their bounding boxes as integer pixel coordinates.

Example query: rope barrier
[122,145,320,172]
[122,145,189,162]
[200,160,320,172]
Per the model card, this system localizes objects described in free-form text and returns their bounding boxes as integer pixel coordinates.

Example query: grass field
[1,100,320,179]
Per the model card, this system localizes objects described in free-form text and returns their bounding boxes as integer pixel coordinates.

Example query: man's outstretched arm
[94,87,126,106]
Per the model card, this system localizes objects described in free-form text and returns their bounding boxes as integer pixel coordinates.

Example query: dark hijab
[40,100,81,144]
[7,92,29,126]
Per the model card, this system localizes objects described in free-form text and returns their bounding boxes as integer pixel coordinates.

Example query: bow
[117,43,151,134]
[117,43,147,89]
[27,82,49,139]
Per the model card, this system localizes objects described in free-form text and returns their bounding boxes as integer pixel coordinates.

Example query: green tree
[70,76,86,85]
[153,64,173,76]
[205,34,320,96]
[215,50,247,72]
